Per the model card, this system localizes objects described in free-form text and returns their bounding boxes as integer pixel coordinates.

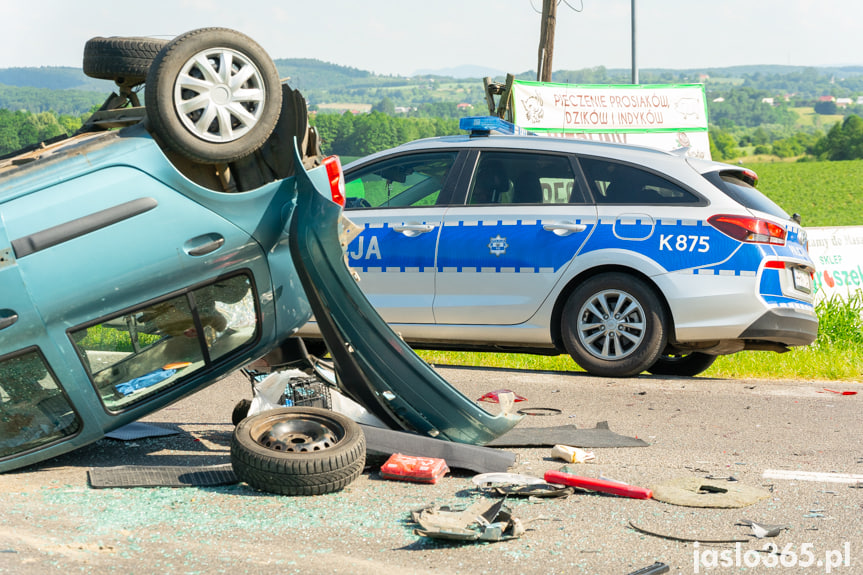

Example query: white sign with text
[511,81,711,159]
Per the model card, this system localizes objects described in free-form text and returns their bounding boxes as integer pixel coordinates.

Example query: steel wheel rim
[173,47,266,143]
[251,414,344,453]
[577,288,646,360]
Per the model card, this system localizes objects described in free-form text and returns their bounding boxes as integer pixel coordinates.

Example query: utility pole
[631,0,638,84]
[537,0,557,82]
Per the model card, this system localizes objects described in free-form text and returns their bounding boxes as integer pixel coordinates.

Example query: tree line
[310,111,459,158]
[0,109,83,156]
[1,104,862,164]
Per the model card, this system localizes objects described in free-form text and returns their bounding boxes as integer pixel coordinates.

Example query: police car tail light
[323,155,346,207]
[708,215,786,245]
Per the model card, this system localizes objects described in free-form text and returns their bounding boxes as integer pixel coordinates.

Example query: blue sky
[4,0,860,75]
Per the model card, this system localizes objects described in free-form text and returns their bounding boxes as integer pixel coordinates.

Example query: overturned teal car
[0,28,519,478]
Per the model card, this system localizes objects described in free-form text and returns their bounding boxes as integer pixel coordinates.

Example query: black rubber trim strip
[88,463,237,488]
[486,421,649,448]
[361,425,516,474]
[11,197,158,258]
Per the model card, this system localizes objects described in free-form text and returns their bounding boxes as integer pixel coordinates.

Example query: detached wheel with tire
[561,273,668,378]
[83,36,168,87]
[145,27,282,164]
[230,407,365,496]
[647,352,716,377]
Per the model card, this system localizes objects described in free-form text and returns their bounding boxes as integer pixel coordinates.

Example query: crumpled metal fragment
[491,483,574,498]
[410,499,528,542]
[738,518,791,538]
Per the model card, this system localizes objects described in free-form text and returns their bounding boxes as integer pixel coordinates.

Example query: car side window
[70,274,257,411]
[469,152,581,205]
[0,348,81,459]
[579,157,700,204]
[344,152,458,209]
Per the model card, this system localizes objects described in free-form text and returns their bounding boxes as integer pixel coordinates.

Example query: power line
[531,0,583,13]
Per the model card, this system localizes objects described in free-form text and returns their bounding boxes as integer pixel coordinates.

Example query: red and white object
[380,453,449,484]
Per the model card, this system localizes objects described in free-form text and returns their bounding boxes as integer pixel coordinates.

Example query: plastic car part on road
[288,149,522,445]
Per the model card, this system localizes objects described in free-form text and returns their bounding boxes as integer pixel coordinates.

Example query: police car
[299,116,818,378]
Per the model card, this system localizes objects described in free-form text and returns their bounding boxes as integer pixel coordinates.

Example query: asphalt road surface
[0,365,860,574]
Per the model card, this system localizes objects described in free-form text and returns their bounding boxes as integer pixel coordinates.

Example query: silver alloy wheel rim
[577,288,646,360]
[173,47,266,143]
[253,416,343,453]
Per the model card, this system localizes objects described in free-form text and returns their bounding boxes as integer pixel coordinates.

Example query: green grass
[746,159,863,227]
[416,296,863,381]
[791,106,844,130]
[77,325,160,353]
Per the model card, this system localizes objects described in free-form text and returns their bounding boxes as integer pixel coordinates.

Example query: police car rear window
[579,157,700,205]
[702,171,789,220]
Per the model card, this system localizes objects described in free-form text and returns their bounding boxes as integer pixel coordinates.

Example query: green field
[791,106,844,129]
[417,159,863,381]
[748,159,863,227]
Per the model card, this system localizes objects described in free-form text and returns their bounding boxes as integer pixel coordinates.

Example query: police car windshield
[703,171,790,220]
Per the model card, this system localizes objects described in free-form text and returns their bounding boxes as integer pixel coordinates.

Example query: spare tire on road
[231,407,366,496]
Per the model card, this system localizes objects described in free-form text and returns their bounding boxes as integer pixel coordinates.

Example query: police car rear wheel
[562,273,667,378]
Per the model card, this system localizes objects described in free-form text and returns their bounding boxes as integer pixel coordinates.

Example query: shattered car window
[71,274,258,410]
[0,349,81,458]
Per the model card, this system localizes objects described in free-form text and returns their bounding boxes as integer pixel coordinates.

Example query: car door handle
[543,222,588,236]
[0,309,18,331]
[184,233,226,256]
[392,223,436,237]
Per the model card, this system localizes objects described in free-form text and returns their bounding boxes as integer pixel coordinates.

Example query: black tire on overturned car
[82,36,169,86]
[144,27,283,165]
[230,407,366,496]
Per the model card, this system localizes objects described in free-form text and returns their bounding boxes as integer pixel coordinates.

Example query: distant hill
[0,66,111,91]
[0,84,106,115]
[414,65,507,79]
[1,59,862,116]
[273,58,372,91]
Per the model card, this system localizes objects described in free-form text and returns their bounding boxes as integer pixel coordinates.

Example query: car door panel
[433,150,597,325]
[341,150,463,324]
[0,219,90,462]
[3,166,270,330]
[346,209,443,323]
[435,207,596,324]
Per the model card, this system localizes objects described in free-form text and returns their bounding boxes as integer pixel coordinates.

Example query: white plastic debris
[551,444,596,464]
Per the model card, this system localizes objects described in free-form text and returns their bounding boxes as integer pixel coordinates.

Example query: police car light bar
[459,116,536,137]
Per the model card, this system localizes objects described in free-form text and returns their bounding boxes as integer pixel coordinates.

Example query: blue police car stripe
[348,217,808,280]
